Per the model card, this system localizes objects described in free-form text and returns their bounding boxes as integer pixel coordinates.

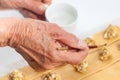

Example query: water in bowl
[50,12,76,26]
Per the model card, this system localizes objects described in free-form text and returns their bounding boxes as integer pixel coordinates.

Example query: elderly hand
[0,18,89,70]
[0,0,51,20]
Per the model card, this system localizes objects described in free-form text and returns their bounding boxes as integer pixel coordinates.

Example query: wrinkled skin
[0,18,89,70]
[0,0,51,20]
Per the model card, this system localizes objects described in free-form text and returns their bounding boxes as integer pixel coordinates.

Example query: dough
[1,25,120,80]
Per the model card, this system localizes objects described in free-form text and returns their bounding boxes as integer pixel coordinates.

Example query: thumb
[23,0,47,15]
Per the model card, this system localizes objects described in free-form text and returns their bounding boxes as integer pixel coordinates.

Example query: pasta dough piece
[81,59,120,80]
[85,37,96,46]
[92,25,120,45]
[104,24,118,39]
[1,24,120,80]
[9,70,24,80]
[42,72,61,80]
[73,61,88,73]
[99,47,112,61]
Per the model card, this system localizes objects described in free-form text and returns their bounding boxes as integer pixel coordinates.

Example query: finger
[58,37,88,50]
[15,46,42,70]
[23,0,46,15]
[38,15,46,20]
[16,45,63,70]
[60,33,88,49]
[47,23,88,49]
[17,45,54,70]
[41,61,64,69]
[43,39,66,63]
[19,9,39,19]
[42,0,52,5]
[57,47,89,64]
[20,9,46,20]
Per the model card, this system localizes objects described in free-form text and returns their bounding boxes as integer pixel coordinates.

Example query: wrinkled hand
[0,0,51,20]
[0,18,89,70]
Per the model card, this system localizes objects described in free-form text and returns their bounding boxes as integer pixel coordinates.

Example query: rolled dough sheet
[1,25,120,80]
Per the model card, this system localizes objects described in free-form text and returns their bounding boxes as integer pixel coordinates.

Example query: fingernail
[39,4,48,14]
[78,40,87,49]
[44,4,49,8]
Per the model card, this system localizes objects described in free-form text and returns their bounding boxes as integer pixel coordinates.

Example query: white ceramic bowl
[45,3,78,33]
